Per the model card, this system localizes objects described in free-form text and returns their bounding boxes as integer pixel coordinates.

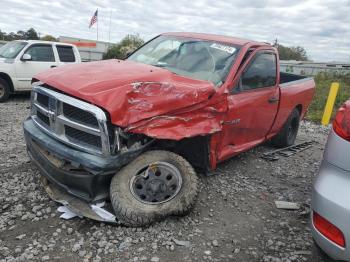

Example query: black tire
[312,241,335,262]
[0,78,10,103]
[110,150,199,227]
[272,108,300,147]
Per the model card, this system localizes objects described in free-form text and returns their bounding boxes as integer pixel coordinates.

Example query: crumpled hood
[35,59,216,127]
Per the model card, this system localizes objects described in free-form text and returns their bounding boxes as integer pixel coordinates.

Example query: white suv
[0,40,81,102]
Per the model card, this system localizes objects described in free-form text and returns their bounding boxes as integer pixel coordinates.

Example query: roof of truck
[162,32,270,47]
[14,39,75,47]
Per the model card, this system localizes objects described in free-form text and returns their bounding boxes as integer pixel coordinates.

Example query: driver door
[15,44,58,90]
[218,51,279,161]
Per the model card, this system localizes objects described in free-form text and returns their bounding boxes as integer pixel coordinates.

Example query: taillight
[313,212,345,247]
[333,100,350,141]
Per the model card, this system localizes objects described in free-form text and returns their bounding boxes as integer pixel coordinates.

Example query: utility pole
[108,9,112,45]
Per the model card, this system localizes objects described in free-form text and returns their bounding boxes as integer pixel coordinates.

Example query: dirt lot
[0,95,331,262]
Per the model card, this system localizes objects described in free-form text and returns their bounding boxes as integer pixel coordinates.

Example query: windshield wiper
[151,63,168,68]
[150,64,179,76]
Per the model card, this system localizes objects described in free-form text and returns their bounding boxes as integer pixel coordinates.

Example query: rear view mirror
[21,54,32,61]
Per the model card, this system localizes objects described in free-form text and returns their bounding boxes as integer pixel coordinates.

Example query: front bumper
[311,160,350,261]
[24,118,146,202]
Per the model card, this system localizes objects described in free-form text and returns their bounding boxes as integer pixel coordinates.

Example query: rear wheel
[110,150,199,227]
[0,78,10,103]
[272,108,300,147]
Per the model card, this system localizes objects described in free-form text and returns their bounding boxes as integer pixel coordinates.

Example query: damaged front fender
[125,91,228,140]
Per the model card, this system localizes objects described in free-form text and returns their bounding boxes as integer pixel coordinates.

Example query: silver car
[312,100,350,261]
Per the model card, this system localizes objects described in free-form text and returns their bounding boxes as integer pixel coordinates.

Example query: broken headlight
[111,127,152,154]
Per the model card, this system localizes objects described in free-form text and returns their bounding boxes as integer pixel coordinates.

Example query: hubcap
[130,162,182,204]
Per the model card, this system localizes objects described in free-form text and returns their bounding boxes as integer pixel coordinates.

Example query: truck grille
[65,125,102,148]
[37,110,50,126]
[31,85,110,156]
[62,103,99,127]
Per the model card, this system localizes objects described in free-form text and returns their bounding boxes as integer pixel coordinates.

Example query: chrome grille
[65,125,102,148]
[31,85,110,156]
[62,103,99,127]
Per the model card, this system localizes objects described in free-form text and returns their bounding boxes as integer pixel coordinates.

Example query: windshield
[0,41,28,59]
[127,35,240,86]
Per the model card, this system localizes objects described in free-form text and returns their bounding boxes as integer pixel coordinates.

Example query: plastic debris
[173,238,191,247]
[275,201,300,210]
[57,206,81,219]
[90,203,116,222]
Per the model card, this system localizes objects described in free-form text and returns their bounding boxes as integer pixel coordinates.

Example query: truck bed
[280,72,311,86]
[268,72,315,138]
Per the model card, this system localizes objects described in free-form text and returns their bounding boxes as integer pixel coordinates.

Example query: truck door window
[24,44,55,62]
[241,53,276,91]
[57,46,76,62]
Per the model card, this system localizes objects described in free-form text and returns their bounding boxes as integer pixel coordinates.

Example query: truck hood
[0,58,14,68]
[35,59,216,127]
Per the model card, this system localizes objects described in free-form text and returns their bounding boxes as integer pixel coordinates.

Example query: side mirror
[21,54,32,61]
[230,78,242,94]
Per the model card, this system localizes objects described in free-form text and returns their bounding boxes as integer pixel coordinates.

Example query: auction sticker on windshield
[210,43,236,54]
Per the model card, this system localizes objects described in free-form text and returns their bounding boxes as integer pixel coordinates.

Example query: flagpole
[97,8,99,41]
[108,9,112,45]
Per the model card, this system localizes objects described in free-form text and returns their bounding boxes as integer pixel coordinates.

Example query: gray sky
[1,0,349,62]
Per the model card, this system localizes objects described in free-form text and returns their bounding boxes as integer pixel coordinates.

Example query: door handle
[268,97,279,103]
[51,65,57,68]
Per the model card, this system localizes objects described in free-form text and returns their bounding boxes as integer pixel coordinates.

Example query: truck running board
[261,141,314,161]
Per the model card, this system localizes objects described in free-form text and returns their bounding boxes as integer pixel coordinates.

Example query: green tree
[16,30,26,39]
[0,28,40,41]
[103,34,144,60]
[25,28,39,40]
[274,40,308,61]
[41,35,58,42]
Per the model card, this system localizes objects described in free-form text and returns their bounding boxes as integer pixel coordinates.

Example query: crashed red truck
[23,32,315,226]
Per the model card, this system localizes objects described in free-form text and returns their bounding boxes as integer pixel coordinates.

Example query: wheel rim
[0,85,4,98]
[130,161,183,205]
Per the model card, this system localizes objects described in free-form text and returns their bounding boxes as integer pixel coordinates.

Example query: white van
[0,40,81,102]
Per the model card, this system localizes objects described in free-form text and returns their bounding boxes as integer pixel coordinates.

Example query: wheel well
[151,136,210,173]
[0,73,14,93]
[295,104,303,115]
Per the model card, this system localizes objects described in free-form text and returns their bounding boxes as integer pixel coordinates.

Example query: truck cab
[0,40,81,102]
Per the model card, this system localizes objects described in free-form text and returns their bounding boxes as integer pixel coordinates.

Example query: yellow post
[322,82,340,126]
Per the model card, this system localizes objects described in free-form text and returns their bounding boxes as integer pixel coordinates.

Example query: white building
[59,36,115,62]
[280,60,350,76]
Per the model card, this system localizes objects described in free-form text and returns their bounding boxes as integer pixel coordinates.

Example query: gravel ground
[0,94,332,262]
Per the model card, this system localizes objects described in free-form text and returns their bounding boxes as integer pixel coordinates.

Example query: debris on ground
[261,141,314,161]
[172,238,191,247]
[57,206,81,220]
[275,201,300,210]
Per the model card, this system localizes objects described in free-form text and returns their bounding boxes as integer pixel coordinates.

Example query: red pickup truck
[23,32,315,226]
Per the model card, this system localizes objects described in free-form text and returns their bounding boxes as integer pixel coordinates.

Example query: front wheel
[0,78,10,103]
[110,150,199,227]
[271,108,300,147]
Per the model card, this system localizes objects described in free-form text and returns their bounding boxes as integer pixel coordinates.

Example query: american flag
[89,9,98,28]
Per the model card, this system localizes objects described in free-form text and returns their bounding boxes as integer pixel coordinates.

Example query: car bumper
[311,160,350,261]
[23,117,147,202]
